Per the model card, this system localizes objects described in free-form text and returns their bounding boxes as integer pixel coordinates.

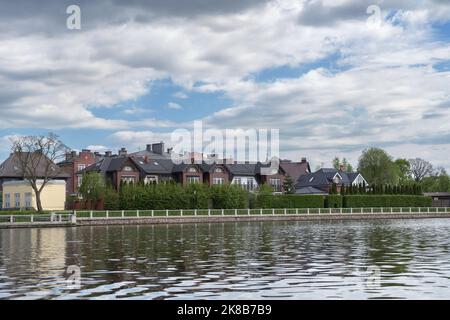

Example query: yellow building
[2,180,66,211]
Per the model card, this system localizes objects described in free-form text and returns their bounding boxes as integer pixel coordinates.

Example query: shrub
[255,194,324,208]
[343,195,431,208]
[325,195,343,208]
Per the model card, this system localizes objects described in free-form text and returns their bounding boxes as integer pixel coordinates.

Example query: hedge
[325,195,343,208]
[255,195,325,208]
[105,182,249,210]
[343,195,432,208]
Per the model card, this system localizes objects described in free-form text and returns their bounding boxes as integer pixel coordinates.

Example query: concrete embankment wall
[75,213,450,226]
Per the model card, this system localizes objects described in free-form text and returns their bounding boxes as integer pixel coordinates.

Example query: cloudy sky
[1,0,450,169]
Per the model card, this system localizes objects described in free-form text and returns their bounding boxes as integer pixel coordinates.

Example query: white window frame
[4,193,10,209]
[25,192,32,208]
[145,175,159,184]
[187,176,200,184]
[121,176,136,184]
[14,193,21,208]
[77,164,86,172]
[213,177,224,185]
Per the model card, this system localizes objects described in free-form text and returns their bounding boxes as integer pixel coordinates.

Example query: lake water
[1,218,450,299]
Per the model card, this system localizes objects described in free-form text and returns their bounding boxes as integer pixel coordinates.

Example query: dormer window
[215,167,223,173]
[188,167,197,173]
[123,166,133,172]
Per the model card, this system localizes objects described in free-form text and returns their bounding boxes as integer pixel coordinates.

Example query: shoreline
[1,212,450,229]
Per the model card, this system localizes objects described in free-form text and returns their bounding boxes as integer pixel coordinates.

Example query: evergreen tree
[340,185,346,196]
[283,175,295,194]
[331,183,338,194]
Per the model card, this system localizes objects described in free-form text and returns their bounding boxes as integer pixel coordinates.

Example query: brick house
[200,163,230,186]
[81,149,140,189]
[59,149,101,195]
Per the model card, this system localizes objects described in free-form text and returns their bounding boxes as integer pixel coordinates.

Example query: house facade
[59,149,101,195]
[2,180,66,211]
[295,168,368,195]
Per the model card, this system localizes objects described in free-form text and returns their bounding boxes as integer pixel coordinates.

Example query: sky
[0,0,450,170]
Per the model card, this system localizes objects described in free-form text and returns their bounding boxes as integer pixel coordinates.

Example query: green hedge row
[104,183,250,210]
[255,195,325,208]
[103,183,432,210]
[343,195,432,208]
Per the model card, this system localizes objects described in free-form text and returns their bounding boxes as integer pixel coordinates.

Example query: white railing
[59,207,450,219]
[0,213,76,225]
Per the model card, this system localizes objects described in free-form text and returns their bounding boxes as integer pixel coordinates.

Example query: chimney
[94,151,100,157]
[339,164,345,172]
[301,157,307,163]
[118,147,127,156]
[167,147,173,154]
[144,156,149,163]
[71,151,77,158]
[152,142,164,155]
[146,144,152,152]
[105,151,112,157]
[81,149,91,153]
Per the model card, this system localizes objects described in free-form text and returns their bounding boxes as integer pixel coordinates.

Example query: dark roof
[225,163,259,176]
[296,168,364,190]
[80,157,113,175]
[0,152,69,179]
[132,158,174,174]
[280,161,310,182]
[295,187,328,195]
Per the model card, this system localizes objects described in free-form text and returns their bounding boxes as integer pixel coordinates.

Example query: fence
[64,207,450,219]
[0,213,75,225]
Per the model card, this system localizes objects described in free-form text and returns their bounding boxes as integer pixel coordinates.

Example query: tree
[332,156,354,172]
[420,167,450,192]
[394,158,412,184]
[10,133,69,212]
[331,183,338,194]
[409,158,433,182]
[283,175,295,194]
[79,172,105,203]
[357,147,398,185]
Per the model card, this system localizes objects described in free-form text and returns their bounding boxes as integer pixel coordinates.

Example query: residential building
[2,180,66,211]
[295,167,368,195]
[0,152,69,192]
[58,149,101,195]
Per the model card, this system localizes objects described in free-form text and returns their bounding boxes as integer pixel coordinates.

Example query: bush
[103,187,120,210]
[343,195,432,208]
[255,195,324,208]
[325,195,343,208]
[210,184,249,209]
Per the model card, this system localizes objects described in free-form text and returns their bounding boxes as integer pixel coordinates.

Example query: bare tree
[10,133,69,212]
[409,158,434,182]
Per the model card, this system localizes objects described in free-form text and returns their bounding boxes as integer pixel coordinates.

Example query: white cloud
[173,91,188,99]
[167,102,183,110]
[1,0,450,168]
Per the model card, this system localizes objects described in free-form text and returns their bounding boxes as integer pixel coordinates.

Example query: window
[25,192,32,208]
[145,175,158,184]
[187,176,200,184]
[214,167,223,173]
[233,178,241,185]
[269,178,282,192]
[246,178,255,191]
[188,167,197,173]
[77,164,86,172]
[4,194,10,209]
[121,176,136,184]
[123,166,133,172]
[77,175,83,187]
[14,193,21,208]
[213,177,224,185]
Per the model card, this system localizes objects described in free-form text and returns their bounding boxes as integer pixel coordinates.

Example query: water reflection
[1,219,450,299]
